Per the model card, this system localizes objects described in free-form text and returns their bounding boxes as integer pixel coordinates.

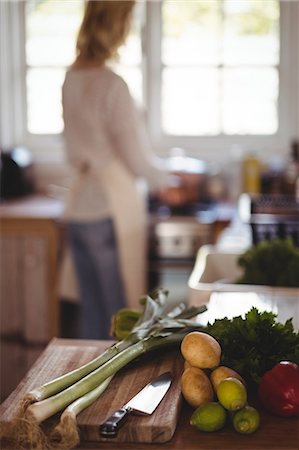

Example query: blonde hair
[75,0,135,64]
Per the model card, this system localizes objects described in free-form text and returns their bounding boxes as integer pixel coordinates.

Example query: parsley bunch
[207,308,299,387]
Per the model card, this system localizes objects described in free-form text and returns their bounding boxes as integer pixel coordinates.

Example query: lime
[217,377,247,411]
[232,406,260,434]
[190,402,227,432]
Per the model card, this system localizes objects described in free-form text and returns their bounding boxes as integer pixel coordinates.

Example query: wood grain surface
[1,338,299,450]
[0,338,184,444]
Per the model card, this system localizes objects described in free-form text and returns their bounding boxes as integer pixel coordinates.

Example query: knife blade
[99,371,172,437]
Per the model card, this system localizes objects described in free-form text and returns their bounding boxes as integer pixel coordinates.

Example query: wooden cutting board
[0,338,184,444]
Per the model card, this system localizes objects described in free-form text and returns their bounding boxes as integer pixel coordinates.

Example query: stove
[148,201,217,260]
[147,200,218,303]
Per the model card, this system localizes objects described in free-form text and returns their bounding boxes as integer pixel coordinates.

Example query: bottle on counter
[242,150,261,195]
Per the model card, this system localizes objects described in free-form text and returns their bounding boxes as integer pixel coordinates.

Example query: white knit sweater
[62,65,168,221]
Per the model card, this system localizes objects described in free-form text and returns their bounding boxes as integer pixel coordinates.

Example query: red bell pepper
[258,361,299,417]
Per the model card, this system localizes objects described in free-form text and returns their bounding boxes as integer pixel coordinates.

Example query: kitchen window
[24,0,144,135]
[160,0,280,136]
[0,0,298,163]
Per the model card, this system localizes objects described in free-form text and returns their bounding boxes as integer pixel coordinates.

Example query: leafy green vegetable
[207,307,299,387]
[236,238,299,287]
[111,307,142,340]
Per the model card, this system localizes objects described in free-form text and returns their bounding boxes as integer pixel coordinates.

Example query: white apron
[59,158,148,309]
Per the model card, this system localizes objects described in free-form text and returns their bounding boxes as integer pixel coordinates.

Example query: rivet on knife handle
[100,407,132,437]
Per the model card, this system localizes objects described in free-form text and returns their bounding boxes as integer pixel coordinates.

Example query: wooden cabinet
[0,195,64,400]
[0,195,64,343]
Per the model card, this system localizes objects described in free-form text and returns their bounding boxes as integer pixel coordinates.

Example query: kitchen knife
[99,371,172,437]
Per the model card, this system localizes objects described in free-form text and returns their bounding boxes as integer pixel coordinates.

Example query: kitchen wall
[1,1,299,199]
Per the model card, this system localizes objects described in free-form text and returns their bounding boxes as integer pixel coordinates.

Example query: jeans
[68,218,126,339]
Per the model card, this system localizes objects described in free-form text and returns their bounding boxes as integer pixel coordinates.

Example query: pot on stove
[155,148,211,207]
[149,215,214,259]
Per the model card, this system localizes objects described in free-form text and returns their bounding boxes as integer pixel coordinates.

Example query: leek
[50,376,114,449]
[26,338,136,404]
[25,289,172,404]
[26,289,205,404]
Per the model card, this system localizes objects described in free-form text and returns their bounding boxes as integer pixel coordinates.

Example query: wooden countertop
[0,338,298,450]
[81,407,299,450]
[0,194,64,219]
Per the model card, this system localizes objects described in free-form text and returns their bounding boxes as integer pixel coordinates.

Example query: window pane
[26,0,82,67]
[27,68,65,134]
[222,68,278,134]
[25,0,142,135]
[161,0,279,137]
[223,0,280,65]
[162,68,220,135]
[162,0,221,65]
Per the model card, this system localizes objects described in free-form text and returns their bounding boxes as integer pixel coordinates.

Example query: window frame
[146,1,299,161]
[0,0,298,166]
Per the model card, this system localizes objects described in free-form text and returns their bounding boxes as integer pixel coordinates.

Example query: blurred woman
[62,1,173,339]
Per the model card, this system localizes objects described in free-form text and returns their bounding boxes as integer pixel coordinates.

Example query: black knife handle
[100,407,131,437]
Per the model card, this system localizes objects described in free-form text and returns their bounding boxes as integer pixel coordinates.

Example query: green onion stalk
[2,289,207,450]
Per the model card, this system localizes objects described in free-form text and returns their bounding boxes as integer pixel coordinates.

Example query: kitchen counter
[0,338,298,450]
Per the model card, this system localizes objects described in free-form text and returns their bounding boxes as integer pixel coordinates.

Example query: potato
[181,367,214,408]
[181,331,221,369]
[210,366,245,392]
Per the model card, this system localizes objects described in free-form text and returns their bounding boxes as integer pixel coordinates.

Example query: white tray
[188,245,299,329]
